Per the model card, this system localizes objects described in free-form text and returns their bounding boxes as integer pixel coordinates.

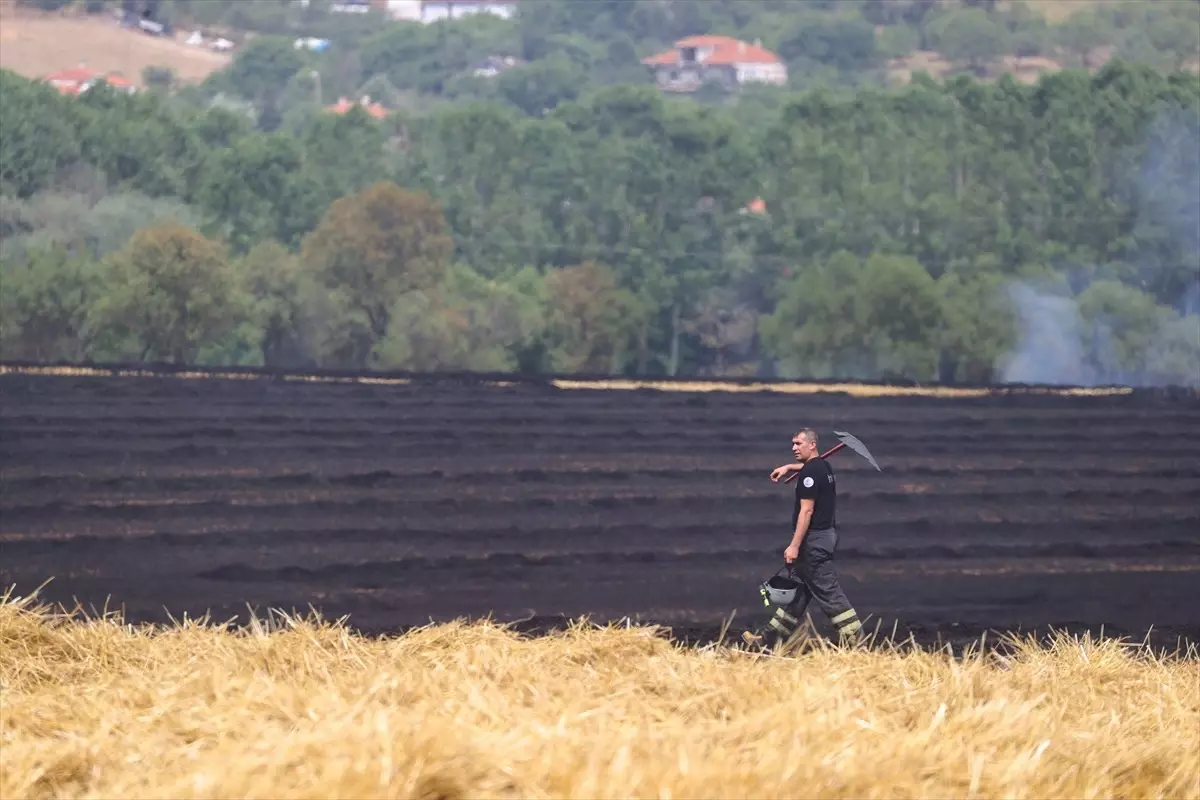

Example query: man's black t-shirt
[792,457,836,531]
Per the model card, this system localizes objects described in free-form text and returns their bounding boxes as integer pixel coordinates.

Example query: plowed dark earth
[2,368,1199,654]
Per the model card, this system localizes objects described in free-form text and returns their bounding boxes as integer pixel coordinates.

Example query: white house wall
[421,1,517,22]
[735,62,788,85]
[387,0,422,20]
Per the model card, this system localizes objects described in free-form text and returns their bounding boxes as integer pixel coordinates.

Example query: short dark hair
[794,428,818,446]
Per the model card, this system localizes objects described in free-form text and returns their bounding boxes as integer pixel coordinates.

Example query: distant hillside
[888,49,1062,86]
[884,0,1198,86]
[1020,0,1103,23]
[0,2,231,88]
[2,0,1195,109]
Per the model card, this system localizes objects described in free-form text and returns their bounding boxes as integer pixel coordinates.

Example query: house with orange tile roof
[325,95,390,120]
[43,65,138,96]
[742,196,768,215]
[641,35,788,93]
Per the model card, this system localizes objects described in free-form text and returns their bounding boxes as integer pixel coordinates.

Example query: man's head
[792,428,819,462]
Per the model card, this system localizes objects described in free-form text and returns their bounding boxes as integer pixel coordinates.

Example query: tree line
[1,60,1198,385]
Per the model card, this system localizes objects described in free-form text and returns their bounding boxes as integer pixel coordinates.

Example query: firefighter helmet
[759,566,803,606]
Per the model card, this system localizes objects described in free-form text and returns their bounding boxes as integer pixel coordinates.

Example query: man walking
[743,428,864,648]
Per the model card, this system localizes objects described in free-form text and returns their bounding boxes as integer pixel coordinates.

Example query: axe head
[833,430,881,471]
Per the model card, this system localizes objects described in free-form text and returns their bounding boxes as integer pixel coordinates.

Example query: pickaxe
[785,430,881,481]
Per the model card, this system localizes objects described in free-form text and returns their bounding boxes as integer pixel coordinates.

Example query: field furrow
[2,371,1198,650]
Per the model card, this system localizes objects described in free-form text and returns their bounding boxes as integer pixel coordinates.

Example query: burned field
[2,368,1198,651]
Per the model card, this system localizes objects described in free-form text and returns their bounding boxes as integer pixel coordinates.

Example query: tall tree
[90,222,242,363]
[300,181,454,364]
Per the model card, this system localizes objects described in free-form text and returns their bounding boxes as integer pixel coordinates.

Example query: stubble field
[2,365,1200,799]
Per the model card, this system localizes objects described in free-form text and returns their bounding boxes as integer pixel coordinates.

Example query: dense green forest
[2,1,1198,385]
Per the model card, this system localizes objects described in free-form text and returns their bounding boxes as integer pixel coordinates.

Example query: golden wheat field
[1,591,1197,800]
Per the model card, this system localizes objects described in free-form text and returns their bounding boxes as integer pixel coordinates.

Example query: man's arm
[792,498,814,545]
[770,463,803,483]
[785,498,814,562]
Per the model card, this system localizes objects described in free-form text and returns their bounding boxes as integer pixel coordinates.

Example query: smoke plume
[997,108,1200,388]
[998,283,1090,385]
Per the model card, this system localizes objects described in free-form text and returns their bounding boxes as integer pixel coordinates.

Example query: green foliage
[0,71,81,199]
[1076,279,1172,382]
[776,13,880,73]
[927,7,1010,73]
[878,25,921,61]
[193,132,325,252]
[358,15,520,96]
[235,239,319,367]
[493,53,587,116]
[1,52,1198,386]
[374,262,548,372]
[219,35,311,130]
[299,181,456,364]
[90,222,244,363]
[1055,8,1115,69]
[935,270,1019,383]
[758,250,865,379]
[0,243,102,362]
[0,190,208,265]
[541,261,644,373]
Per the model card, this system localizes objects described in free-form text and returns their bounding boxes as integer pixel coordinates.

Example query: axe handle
[820,442,846,459]
[783,442,845,482]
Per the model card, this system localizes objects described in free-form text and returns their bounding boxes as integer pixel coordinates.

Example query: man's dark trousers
[785,528,863,642]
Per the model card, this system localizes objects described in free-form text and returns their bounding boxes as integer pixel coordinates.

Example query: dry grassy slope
[1018,0,1115,24]
[0,3,231,87]
[887,49,1071,86]
[896,0,1110,84]
[1,591,1197,800]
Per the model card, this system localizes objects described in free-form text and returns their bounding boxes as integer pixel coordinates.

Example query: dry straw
[0,365,1135,397]
[2,589,1197,800]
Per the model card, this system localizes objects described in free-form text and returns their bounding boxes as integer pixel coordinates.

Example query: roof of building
[44,65,99,84]
[642,35,783,67]
[326,96,390,120]
[43,65,136,94]
[101,73,134,88]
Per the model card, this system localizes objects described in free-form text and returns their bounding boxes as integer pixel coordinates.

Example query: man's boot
[831,608,864,647]
[742,606,801,649]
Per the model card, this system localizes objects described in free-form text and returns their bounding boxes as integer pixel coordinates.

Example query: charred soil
[2,369,1198,653]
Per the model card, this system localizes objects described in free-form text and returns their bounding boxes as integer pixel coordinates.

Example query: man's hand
[770,464,799,483]
[784,543,800,563]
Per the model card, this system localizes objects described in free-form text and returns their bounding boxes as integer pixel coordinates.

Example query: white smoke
[998,279,1199,388]
[997,282,1091,385]
[997,106,1200,389]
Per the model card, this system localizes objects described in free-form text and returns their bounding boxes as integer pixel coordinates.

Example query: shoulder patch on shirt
[803,476,814,488]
